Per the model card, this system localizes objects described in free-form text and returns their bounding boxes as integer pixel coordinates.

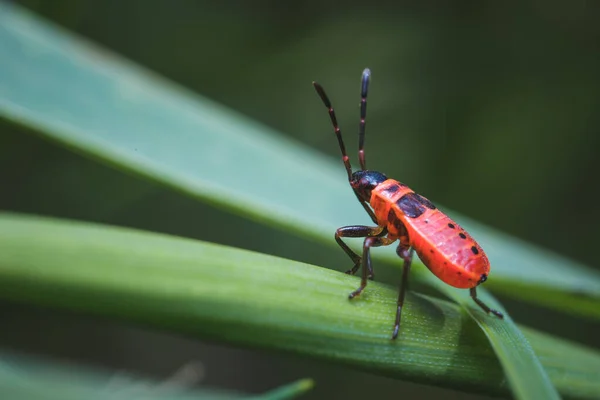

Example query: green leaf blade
[0,213,503,394]
[1,212,599,398]
[421,276,560,399]
[255,379,315,400]
[0,349,309,400]
[479,318,559,400]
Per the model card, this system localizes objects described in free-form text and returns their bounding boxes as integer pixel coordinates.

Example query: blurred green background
[1,1,599,398]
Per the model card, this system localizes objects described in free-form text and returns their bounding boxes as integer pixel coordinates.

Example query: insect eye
[478,274,488,284]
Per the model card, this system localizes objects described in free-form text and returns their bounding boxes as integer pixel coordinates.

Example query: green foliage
[1,2,600,399]
[1,1,598,319]
[0,213,598,399]
[419,277,560,399]
[0,349,312,400]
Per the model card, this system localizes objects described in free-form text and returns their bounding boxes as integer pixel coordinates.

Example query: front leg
[335,225,385,279]
[348,236,395,299]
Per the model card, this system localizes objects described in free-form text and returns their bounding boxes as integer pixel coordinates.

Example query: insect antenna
[358,68,371,171]
[313,81,353,181]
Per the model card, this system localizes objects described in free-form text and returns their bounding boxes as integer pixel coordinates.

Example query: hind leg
[469,287,504,318]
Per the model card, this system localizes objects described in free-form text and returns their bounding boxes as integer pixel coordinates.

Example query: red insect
[313,68,504,339]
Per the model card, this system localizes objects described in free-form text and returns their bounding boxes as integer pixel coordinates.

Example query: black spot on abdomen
[396,193,426,218]
[471,246,479,255]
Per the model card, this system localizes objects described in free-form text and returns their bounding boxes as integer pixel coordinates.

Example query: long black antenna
[358,68,371,170]
[313,81,353,181]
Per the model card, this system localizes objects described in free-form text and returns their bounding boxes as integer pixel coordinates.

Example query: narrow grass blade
[0,350,310,400]
[0,212,598,398]
[252,379,314,400]
[423,275,560,399]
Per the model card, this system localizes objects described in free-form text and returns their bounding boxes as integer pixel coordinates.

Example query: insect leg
[348,236,394,299]
[392,245,414,339]
[364,228,390,281]
[336,225,385,278]
[469,287,504,318]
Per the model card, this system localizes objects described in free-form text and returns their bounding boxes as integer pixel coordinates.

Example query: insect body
[313,69,503,339]
[371,179,489,288]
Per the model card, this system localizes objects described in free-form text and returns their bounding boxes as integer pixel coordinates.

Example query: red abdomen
[370,179,490,289]
[408,211,490,288]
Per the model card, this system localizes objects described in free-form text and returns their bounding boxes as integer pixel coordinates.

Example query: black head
[351,170,387,201]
